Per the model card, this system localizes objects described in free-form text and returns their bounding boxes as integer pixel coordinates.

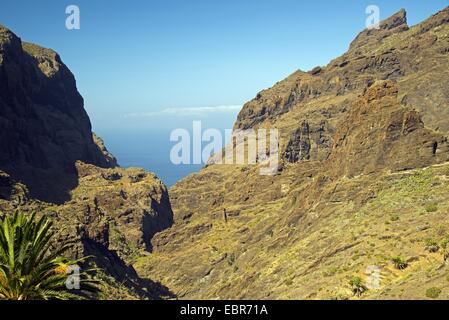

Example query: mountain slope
[136,6,449,300]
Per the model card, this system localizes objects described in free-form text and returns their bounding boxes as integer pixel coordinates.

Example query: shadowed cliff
[0,25,116,203]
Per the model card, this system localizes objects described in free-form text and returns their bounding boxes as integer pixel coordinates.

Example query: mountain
[0,25,118,203]
[1,6,449,301]
[0,25,173,299]
[135,7,449,299]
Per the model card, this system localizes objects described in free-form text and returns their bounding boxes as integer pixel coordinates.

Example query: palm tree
[0,211,98,300]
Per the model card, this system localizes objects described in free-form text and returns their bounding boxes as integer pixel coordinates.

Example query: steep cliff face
[0,25,174,299]
[0,25,116,202]
[137,7,449,300]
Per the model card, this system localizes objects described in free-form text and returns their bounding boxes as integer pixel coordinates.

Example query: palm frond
[0,211,100,300]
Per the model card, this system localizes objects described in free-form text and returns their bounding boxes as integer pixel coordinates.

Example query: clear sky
[1,0,448,133]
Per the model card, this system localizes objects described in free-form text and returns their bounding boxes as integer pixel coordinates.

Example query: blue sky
[1,1,448,185]
[1,0,448,133]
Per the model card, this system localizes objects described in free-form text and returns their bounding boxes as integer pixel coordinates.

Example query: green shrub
[425,203,438,213]
[392,256,408,270]
[349,276,368,297]
[440,235,449,250]
[426,287,441,299]
[284,278,293,286]
[227,253,236,266]
[390,215,400,222]
[424,239,440,253]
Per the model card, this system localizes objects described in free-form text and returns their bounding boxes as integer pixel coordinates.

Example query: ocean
[94,108,240,186]
[98,128,203,187]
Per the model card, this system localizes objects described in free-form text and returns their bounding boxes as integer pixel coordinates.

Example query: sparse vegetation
[439,237,449,262]
[426,287,441,299]
[109,224,141,261]
[444,251,449,263]
[227,253,236,266]
[22,42,55,58]
[425,203,438,213]
[392,170,434,194]
[284,278,293,286]
[390,214,400,222]
[323,267,339,277]
[441,234,449,250]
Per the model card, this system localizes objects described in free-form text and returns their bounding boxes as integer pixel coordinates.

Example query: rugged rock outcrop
[59,163,173,257]
[137,6,449,300]
[349,9,409,50]
[329,80,449,177]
